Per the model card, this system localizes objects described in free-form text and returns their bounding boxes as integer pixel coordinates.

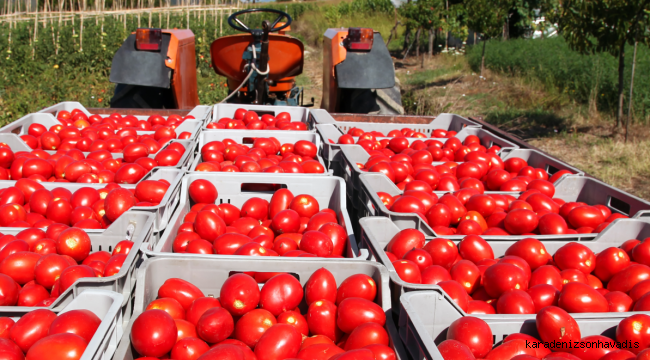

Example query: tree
[398,0,445,58]
[465,0,510,76]
[557,0,650,128]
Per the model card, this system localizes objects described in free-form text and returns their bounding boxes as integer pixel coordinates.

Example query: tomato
[232,308,276,348]
[134,180,169,204]
[254,324,302,360]
[0,252,42,285]
[450,260,480,294]
[259,274,303,316]
[171,337,210,360]
[505,238,551,270]
[616,314,650,354]
[104,188,136,222]
[10,309,57,352]
[422,239,458,269]
[437,339,475,360]
[158,278,205,310]
[503,209,538,235]
[189,180,218,204]
[530,265,563,291]
[567,206,605,229]
[458,235,494,263]
[343,322,388,351]
[421,265,451,285]
[59,265,96,292]
[385,229,425,259]
[594,247,630,282]
[194,211,227,242]
[185,297,222,326]
[48,309,101,343]
[271,210,301,234]
[195,307,234,344]
[554,243,596,274]
[305,268,337,305]
[336,274,377,304]
[54,228,91,262]
[299,231,333,257]
[17,282,49,306]
[220,274,260,316]
[608,264,650,293]
[146,298,186,320]
[26,333,88,360]
[496,289,535,314]
[392,260,421,283]
[536,306,581,350]
[131,310,177,357]
[307,300,340,342]
[483,263,528,298]
[446,316,492,358]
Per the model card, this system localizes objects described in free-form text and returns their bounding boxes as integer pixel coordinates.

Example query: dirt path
[296,45,323,108]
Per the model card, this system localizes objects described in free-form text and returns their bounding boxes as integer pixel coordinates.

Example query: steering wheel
[227,8,292,34]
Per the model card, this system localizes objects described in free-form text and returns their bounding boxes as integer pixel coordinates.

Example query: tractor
[108,8,402,114]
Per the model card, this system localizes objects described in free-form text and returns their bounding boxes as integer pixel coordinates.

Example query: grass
[397,53,650,199]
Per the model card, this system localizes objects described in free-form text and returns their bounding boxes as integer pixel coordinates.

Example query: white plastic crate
[360,216,650,312]
[7,290,126,360]
[0,211,153,328]
[357,172,650,237]
[143,172,364,259]
[210,103,311,130]
[113,256,410,360]
[0,166,183,233]
[189,129,329,174]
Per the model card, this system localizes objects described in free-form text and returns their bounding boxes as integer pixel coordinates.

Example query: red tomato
[458,235,494,263]
[344,322,388,351]
[446,316,492,358]
[146,298,186,320]
[483,263,527,298]
[253,324,302,360]
[504,209,538,235]
[616,314,650,354]
[26,333,88,360]
[536,306,581,351]
[131,310,177,357]
[594,247,630,282]
[385,229,425,259]
[171,337,210,360]
[157,278,205,310]
[10,309,57,352]
[505,238,551,270]
[55,228,91,262]
[554,243,596,274]
[437,339,475,360]
[48,309,101,343]
[185,297,221,326]
[196,307,234,344]
[305,268,337,305]
[607,264,650,293]
[336,274,377,304]
[422,239,458,269]
[219,274,260,316]
[307,300,340,342]
[259,273,303,316]
[233,308,276,348]
[104,188,136,222]
[527,284,560,312]
[189,180,218,204]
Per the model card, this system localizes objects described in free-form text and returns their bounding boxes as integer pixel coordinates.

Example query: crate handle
[546,164,560,175]
[240,184,287,192]
[608,196,631,216]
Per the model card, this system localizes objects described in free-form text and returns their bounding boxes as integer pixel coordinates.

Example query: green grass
[466,37,650,121]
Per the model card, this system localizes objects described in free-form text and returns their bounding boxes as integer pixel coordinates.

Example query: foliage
[464,0,508,40]
[0,2,317,122]
[466,37,650,120]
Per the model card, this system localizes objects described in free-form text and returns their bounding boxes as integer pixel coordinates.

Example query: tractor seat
[210,34,304,83]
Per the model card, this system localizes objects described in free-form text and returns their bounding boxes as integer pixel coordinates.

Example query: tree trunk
[415,27,421,57]
[402,26,411,54]
[617,42,625,128]
[428,28,433,56]
[626,40,638,142]
[480,37,486,78]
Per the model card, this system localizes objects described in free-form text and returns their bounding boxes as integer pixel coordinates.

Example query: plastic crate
[37,102,212,124]
[210,103,311,129]
[499,148,585,178]
[112,256,411,360]
[0,211,153,328]
[357,172,650,237]
[1,111,203,146]
[188,129,329,174]
[359,216,650,312]
[399,290,632,360]
[143,172,365,259]
[0,167,183,233]
[309,109,481,133]
[3,290,125,360]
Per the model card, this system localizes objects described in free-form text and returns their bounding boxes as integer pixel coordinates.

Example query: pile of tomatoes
[388,228,650,316]
[173,180,348,257]
[337,126,458,141]
[0,178,169,228]
[0,225,133,307]
[438,308,650,359]
[340,133,495,156]
[376,173,622,235]
[206,108,307,131]
[23,111,194,152]
[0,307,103,359]
[0,142,186,184]
[196,138,325,174]
[129,268,395,360]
